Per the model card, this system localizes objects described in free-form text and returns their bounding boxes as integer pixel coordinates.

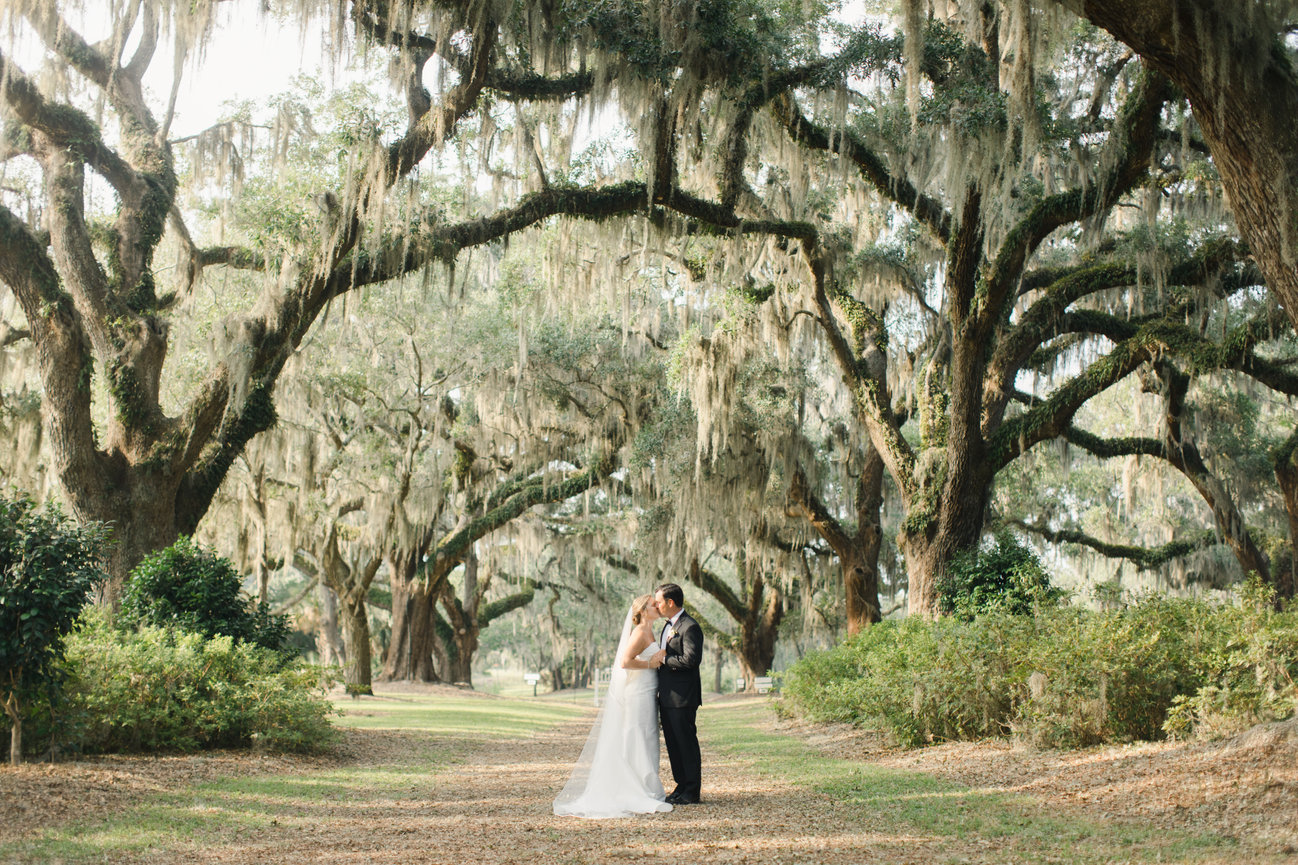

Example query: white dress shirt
[661,610,683,647]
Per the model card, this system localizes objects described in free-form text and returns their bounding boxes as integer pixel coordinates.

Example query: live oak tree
[5,0,1291,627]
[0,0,882,602]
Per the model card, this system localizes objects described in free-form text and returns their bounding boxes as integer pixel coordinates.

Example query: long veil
[551,606,636,814]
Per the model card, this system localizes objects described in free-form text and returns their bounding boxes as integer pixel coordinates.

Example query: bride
[552,594,672,818]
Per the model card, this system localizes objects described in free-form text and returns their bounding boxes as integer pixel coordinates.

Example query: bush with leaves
[32,611,338,754]
[120,537,288,654]
[780,592,1297,748]
[937,531,1063,619]
[1163,580,1298,739]
[0,490,108,764]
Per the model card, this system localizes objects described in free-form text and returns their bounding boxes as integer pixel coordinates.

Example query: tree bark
[1271,428,1298,602]
[3,692,21,765]
[686,555,784,692]
[317,523,381,694]
[339,594,373,695]
[437,550,481,686]
[735,572,783,688]
[380,530,440,682]
[788,454,884,635]
[315,582,345,668]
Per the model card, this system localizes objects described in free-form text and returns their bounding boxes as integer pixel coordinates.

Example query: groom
[650,583,703,805]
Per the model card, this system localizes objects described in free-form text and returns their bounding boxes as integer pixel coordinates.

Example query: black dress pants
[660,703,701,800]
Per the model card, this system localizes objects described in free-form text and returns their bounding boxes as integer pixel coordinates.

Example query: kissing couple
[553,583,704,818]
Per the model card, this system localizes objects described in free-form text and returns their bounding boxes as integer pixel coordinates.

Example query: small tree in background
[937,531,1062,620]
[121,537,288,655]
[0,490,108,764]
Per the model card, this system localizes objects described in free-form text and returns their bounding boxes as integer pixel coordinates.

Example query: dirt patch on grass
[774,713,1298,855]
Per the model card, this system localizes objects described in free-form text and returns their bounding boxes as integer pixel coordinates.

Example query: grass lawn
[0,692,585,864]
[703,701,1248,865]
[0,693,1272,865]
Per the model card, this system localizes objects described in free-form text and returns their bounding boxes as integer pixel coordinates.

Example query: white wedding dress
[553,628,672,818]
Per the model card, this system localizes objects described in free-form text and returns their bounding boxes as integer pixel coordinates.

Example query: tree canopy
[2,0,1297,689]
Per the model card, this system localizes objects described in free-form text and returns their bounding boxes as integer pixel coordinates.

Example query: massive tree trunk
[383,579,440,682]
[437,550,481,686]
[318,523,381,694]
[380,530,440,682]
[339,594,373,695]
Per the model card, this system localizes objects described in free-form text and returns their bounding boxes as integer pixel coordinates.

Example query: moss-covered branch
[686,558,746,623]
[772,92,952,243]
[991,323,1168,467]
[419,453,615,584]
[0,49,135,195]
[1010,519,1216,570]
[976,66,1171,340]
[477,582,536,627]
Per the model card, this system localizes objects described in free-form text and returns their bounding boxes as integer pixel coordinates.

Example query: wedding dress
[552,612,672,819]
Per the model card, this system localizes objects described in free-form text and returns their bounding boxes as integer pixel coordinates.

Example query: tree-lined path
[2,690,1294,864]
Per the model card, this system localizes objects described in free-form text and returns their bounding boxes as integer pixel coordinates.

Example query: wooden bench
[754,675,775,694]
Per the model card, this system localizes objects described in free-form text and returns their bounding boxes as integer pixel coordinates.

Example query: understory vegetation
[4,534,337,759]
[780,581,1297,748]
[29,614,338,755]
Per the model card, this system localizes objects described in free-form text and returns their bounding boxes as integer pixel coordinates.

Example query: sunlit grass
[703,701,1242,864]
[331,692,586,735]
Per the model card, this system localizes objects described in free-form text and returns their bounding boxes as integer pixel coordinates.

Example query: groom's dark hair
[657,583,684,608]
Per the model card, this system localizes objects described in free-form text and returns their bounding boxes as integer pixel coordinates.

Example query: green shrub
[1012,597,1224,746]
[1163,580,1298,739]
[780,591,1298,749]
[0,490,108,763]
[121,537,288,654]
[938,531,1063,619]
[35,612,337,754]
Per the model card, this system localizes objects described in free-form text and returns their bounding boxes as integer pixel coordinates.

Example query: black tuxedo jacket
[657,611,703,709]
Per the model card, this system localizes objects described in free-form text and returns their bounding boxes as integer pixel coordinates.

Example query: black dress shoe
[665,792,683,804]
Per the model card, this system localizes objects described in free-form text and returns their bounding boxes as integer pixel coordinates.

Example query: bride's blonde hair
[630,593,655,625]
